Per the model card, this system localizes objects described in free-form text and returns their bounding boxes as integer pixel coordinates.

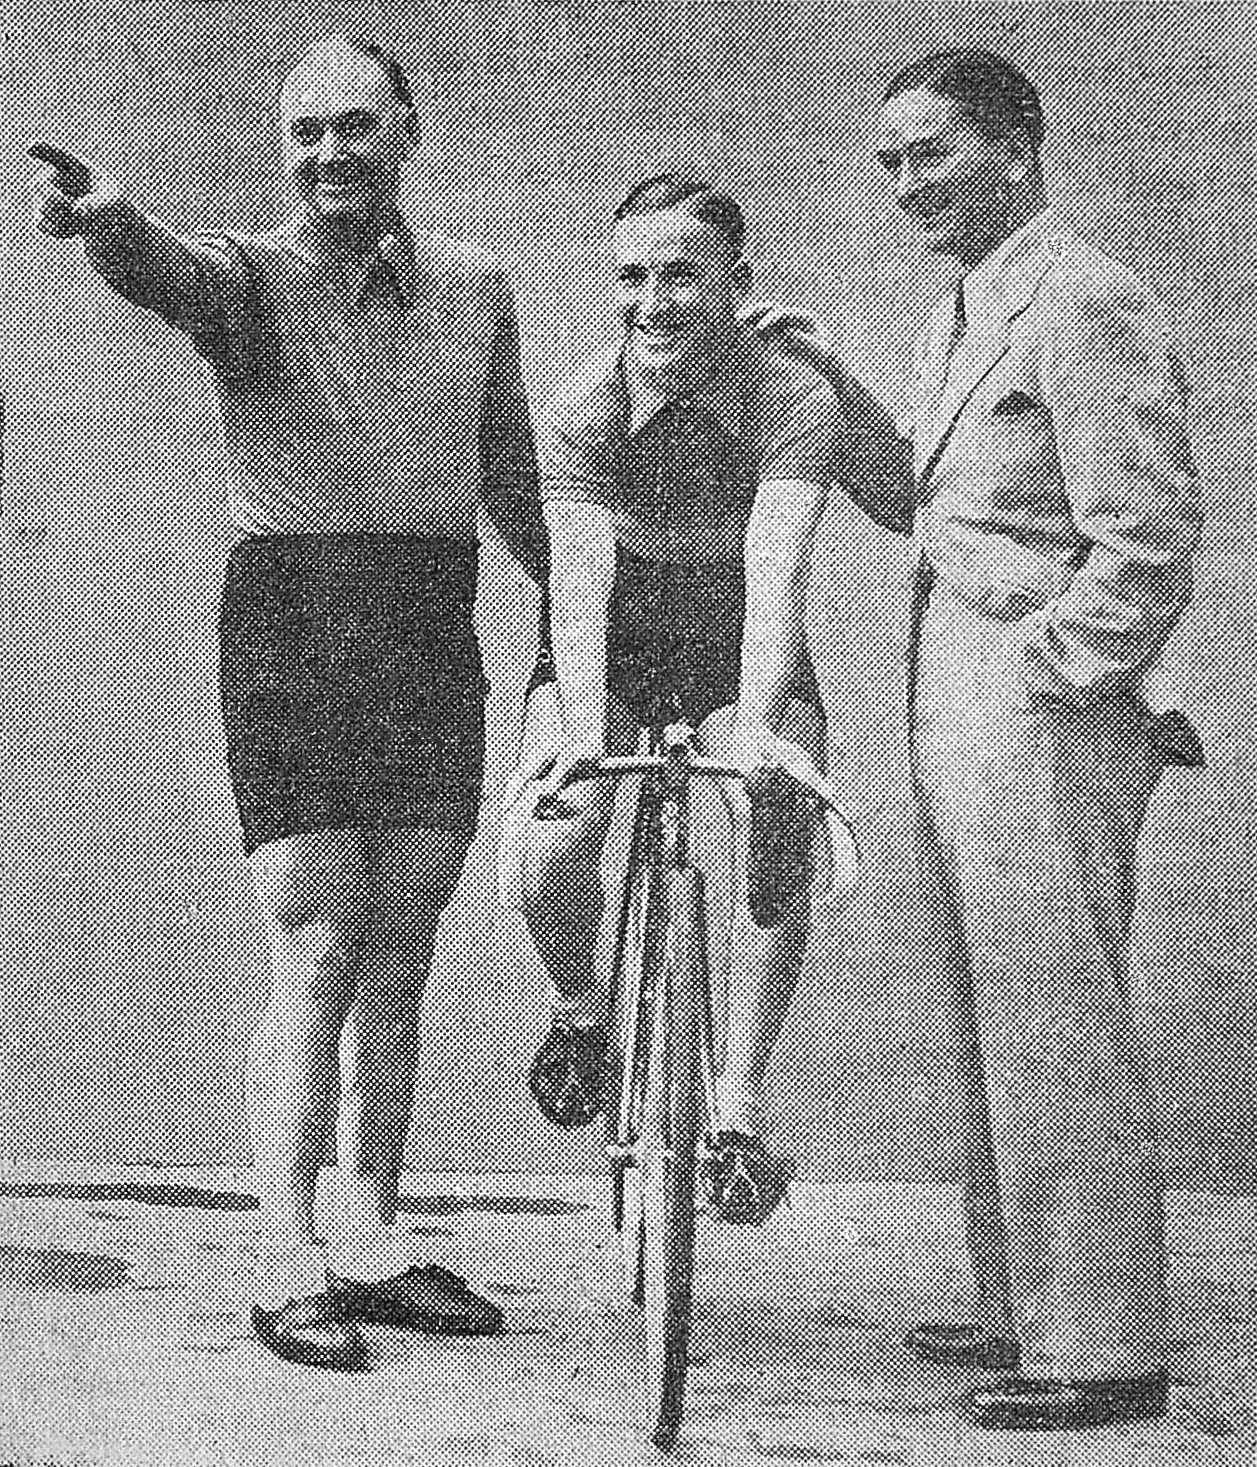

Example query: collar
[959,207,1058,328]
[279,211,418,306]
[620,327,751,438]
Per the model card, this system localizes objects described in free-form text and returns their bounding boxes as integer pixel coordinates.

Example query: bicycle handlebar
[499,729,861,909]
[539,730,862,882]
[555,749,850,820]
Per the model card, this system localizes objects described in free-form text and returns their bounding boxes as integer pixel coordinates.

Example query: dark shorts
[219,533,485,855]
[529,543,818,727]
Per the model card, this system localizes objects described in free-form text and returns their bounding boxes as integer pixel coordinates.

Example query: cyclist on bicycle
[504,173,846,1224]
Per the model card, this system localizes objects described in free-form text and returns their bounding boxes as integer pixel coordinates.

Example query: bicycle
[538,721,858,1450]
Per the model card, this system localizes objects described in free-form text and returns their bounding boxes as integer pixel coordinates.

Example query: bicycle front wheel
[636,865,710,1451]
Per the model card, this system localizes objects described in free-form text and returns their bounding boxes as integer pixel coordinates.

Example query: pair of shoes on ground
[904,1324,1169,1429]
[251,1263,503,1370]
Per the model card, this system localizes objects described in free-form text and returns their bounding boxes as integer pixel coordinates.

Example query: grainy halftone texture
[5,2,1255,1460]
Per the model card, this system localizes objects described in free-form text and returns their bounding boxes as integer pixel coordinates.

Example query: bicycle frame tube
[611,773,661,1159]
[612,726,724,1159]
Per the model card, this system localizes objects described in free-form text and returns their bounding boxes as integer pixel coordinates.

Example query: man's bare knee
[251,829,376,946]
[372,828,473,940]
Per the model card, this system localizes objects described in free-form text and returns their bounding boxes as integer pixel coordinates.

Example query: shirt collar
[959,207,1056,327]
[279,211,419,307]
[620,327,750,439]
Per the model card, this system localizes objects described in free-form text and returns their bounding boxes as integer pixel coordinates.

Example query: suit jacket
[906,211,1202,707]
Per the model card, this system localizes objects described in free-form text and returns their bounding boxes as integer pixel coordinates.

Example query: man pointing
[32,35,544,1369]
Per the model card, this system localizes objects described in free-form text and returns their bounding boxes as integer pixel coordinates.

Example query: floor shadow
[0,1242,130,1292]
[0,1181,589,1217]
[0,1181,259,1211]
[397,1194,590,1217]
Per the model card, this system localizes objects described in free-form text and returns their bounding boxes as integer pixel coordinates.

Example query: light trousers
[911,580,1168,1380]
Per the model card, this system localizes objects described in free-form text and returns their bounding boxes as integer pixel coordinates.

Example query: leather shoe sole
[904,1322,1021,1371]
[966,1371,1169,1430]
[251,1295,368,1371]
[327,1264,504,1335]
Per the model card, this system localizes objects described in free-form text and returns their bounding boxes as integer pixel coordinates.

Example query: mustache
[294,159,371,183]
[900,189,949,216]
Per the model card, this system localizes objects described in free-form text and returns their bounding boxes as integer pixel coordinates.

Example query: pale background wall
[3,1,1255,1185]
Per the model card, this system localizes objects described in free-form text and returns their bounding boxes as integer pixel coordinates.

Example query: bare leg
[333,827,471,1276]
[514,683,634,1016]
[701,699,827,1135]
[246,829,373,1301]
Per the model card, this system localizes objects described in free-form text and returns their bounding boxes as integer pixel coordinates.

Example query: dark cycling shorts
[219,533,486,855]
[528,542,818,727]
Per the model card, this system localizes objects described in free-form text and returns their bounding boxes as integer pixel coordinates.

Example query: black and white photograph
[4,3,1253,1461]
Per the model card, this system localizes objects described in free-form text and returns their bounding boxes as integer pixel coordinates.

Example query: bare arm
[545,504,616,751]
[736,477,827,737]
[544,499,617,749]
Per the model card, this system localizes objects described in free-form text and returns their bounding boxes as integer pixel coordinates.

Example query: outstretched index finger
[28,143,93,197]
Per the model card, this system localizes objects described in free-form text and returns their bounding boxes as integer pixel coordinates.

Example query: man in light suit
[856,50,1202,1429]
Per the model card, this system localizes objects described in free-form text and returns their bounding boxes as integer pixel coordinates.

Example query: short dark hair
[884,49,1044,154]
[614,174,746,256]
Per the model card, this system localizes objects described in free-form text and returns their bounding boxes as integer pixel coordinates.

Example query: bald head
[280,35,419,236]
[282,35,415,115]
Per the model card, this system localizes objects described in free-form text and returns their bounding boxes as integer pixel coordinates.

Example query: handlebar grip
[28,143,94,198]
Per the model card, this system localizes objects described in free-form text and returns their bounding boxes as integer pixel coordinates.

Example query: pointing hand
[29,143,121,237]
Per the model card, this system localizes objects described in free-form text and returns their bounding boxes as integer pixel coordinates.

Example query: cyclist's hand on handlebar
[29,143,122,238]
[537,741,609,817]
[730,722,861,898]
[728,722,812,781]
[502,741,606,819]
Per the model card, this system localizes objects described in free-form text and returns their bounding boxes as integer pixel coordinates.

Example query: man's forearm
[737,567,809,731]
[83,201,208,315]
[1026,304,1203,702]
[738,480,825,731]
[550,584,611,745]
[545,506,617,746]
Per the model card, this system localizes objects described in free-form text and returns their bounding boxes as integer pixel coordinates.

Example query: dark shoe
[905,1322,1021,1371]
[327,1263,504,1336]
[250,1294,368,1370]
[966,1371,1169,1430]
[528,1020,612,1128]
[699,1132,794,1225]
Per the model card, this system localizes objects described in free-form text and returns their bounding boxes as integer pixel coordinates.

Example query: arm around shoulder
[767,331,913,534]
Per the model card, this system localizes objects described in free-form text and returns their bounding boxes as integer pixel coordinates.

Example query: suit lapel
[912,237,1056,497]
[913,324,1010,485]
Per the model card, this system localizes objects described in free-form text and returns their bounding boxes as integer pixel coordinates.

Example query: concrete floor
[0,1167,1253,1466]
